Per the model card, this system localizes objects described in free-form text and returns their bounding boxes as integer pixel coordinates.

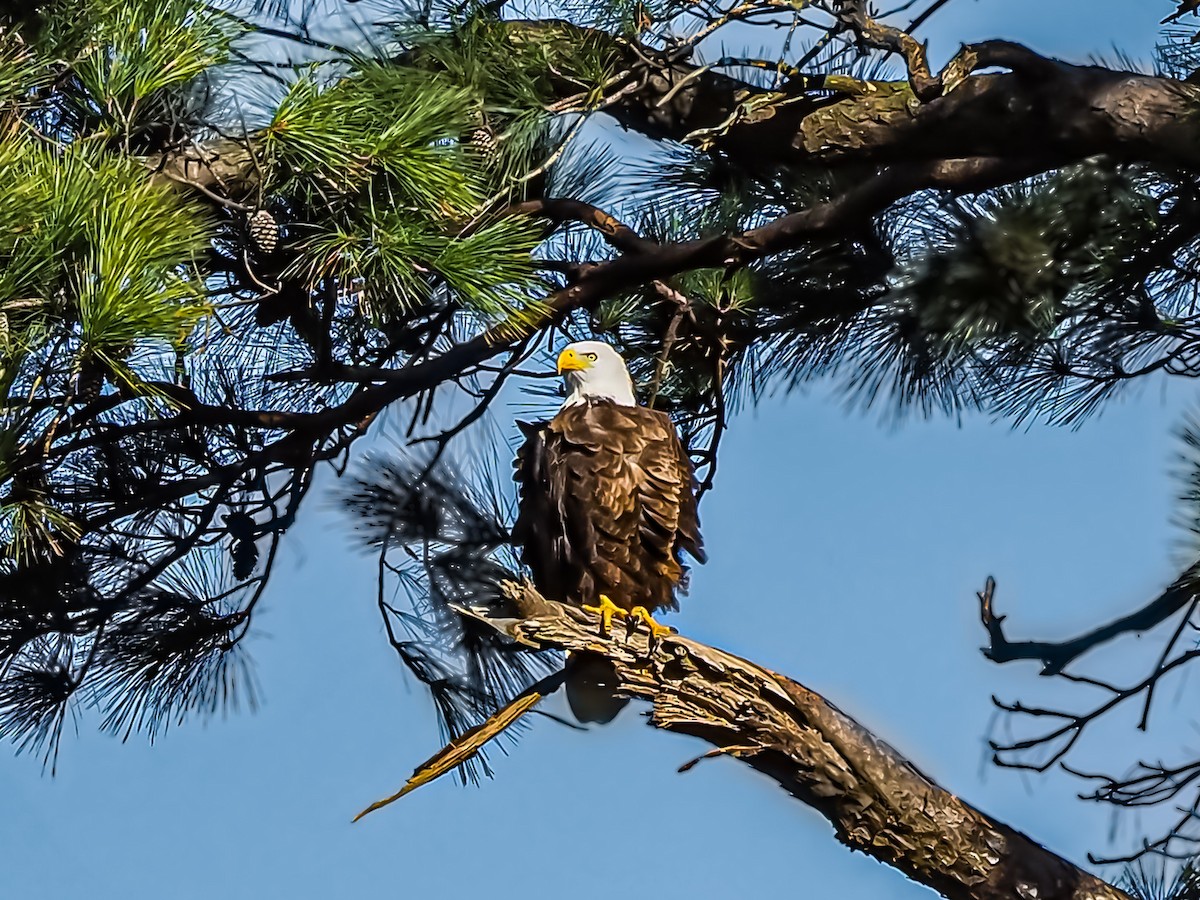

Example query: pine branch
[506,197,658,254]
[142,23,1200,213]
[362,581,1131,900]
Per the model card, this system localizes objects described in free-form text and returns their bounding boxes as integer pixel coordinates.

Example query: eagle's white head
[557,341,637,408]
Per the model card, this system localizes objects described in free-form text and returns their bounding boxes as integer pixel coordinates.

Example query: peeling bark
[473,583,1131,900]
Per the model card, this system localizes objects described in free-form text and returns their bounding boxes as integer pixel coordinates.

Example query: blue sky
[3,3,1193,898]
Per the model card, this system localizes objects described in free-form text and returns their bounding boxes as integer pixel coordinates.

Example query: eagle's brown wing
[513,400,704,613]
[512,419,573,604]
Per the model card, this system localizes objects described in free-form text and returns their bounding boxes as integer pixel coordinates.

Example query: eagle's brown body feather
[512,399,704,615]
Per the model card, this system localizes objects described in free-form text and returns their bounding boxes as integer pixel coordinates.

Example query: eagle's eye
[586,352,598,361]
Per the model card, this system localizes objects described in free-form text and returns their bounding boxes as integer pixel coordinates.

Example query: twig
[353,668,566,821]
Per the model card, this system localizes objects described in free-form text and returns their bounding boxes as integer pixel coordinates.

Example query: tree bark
[471,582,1131,900]
[146,27,1200,213]
[145,136,259,199]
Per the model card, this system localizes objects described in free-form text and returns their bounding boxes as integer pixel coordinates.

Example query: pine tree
[6,2,1200,896]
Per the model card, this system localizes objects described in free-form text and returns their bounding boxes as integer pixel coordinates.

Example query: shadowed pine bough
[6,0,1200,895]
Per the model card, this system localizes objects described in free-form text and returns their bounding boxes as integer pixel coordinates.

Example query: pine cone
[224,512,260,580]
[469,126,500,164]
[231,536,259,581]
[248,208,280,255]
[75,355,106,403]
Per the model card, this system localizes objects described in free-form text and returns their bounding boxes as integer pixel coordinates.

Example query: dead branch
[982,571,1200,863]
[978,567,1200,675]
[364,581,1130,900]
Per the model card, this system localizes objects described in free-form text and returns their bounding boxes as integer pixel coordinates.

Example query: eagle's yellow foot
[628,606,674,639]
[583,594,625,635]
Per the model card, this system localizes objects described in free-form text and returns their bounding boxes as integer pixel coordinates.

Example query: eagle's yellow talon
[583,594,625,634]
[628,606,674,639]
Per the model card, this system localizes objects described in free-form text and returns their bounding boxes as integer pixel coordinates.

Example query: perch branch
[360,581,1129,900]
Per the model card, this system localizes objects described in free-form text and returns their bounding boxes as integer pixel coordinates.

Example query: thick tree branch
[143,24,1200,214]
[424,583,1131,900]
[145,137,259,200]
[793,62,1200,170]
[488,22,1200,173]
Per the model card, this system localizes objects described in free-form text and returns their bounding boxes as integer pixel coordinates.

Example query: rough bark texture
[480,583,1131,900]
[606,35,1200,172]
[145,26,1200,218]
[145,136,259,198]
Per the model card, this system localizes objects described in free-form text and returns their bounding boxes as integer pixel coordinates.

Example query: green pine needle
[0,138,214,364]
[291,205,543,321]
[262,66,480,213]
[71,0,239,130]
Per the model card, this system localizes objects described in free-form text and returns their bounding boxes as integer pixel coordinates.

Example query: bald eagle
[512,341,705,722]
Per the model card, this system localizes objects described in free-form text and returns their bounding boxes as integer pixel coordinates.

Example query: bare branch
[978,568,1200,675]
[833,0,939,99]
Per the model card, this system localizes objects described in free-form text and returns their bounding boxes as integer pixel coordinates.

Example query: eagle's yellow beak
[557,347,590,373]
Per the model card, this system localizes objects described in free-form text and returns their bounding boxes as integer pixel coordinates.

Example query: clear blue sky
[3,3,1191,898]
